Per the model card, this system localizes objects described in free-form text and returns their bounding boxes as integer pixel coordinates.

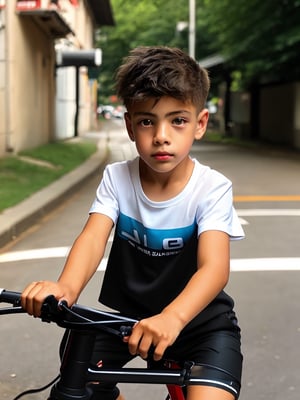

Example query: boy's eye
[173,117,186,125]
[140,119,153,127]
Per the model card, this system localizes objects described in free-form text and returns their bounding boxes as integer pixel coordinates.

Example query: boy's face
[125,96,208,175]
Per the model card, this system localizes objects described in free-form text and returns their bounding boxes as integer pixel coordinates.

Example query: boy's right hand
[21,281,73,317]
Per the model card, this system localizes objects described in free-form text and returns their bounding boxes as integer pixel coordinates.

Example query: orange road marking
[234,195,300,202]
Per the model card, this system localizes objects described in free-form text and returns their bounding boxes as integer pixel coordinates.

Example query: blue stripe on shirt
[117,212,196,251]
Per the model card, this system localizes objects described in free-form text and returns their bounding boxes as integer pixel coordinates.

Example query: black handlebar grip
[0,289,21,306]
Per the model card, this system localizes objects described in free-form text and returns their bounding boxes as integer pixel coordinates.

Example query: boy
[22,46,244,400]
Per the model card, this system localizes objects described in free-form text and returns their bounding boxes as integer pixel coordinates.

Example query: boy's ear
[125,112,135,141]
[195,108,209,140]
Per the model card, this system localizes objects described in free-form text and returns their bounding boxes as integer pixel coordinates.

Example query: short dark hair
[115,46,210,112]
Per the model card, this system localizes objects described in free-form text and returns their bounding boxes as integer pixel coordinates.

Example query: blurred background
[1,0,300,156]
[0,2,300,400]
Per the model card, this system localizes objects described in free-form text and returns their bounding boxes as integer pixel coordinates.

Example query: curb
[0,137,109,249]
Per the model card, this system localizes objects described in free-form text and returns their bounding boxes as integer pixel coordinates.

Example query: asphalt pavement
[1,118,299,250]
[1,119,299,250]
[1,119,300,400]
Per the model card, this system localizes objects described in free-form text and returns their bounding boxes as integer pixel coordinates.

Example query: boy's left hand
[125,312,183,361]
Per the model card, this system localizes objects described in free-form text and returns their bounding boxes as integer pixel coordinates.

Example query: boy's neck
[138,157,194,202]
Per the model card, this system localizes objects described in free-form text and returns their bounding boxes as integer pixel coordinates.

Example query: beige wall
[0,0,99,156]
[13,18,55,151]
[0,2,55,154]
[0,6,6,154]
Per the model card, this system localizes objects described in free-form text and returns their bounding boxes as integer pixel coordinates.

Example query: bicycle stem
[48,329,96,400]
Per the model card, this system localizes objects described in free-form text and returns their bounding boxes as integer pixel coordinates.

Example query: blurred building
[0,0,114,155]
[200,54,300,150]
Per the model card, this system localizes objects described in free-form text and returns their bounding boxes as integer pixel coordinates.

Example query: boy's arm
[163,230,230,325]
[128,230,230,360]
[21,213,113,316]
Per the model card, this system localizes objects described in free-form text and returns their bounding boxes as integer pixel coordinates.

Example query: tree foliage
[97,0,213,102]
[200,0,300,86]
[96,0,300,101]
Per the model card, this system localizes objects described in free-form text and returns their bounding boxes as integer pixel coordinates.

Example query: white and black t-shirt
[90,157,244,325]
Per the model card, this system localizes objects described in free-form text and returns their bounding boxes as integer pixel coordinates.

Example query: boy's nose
[153,123,170,144]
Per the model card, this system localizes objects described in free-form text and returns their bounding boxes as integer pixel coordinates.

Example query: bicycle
[0,288,200,400]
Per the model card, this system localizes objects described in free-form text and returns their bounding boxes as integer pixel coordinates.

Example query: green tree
[200,0,300,87]
[97,0,300,99]
[97,0,213,103]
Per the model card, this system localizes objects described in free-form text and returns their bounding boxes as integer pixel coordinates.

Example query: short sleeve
[196,172,244,240]
[89,164,120,224]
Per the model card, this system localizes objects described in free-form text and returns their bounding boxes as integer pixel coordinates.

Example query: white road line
[1,249,300,272]
[0,214,299,271]
[230,258,300,271]
[237,209,300,217]
[236,209,300,225]
[0,236,114,264]
[238,217,249,225]
[0,247,71,262]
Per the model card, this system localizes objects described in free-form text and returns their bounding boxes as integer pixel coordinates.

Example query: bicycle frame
[0,289,192,400]
[53,327,189,400]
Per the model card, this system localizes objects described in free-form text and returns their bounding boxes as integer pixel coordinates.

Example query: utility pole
[189,0,196,59]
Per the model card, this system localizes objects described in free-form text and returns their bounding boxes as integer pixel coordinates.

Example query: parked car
[112,105,125,119]
[97,105,125,120]
[97,105,115,119]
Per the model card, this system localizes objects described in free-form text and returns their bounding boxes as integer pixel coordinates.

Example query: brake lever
[119,325,133,337]
[40,295,67,323]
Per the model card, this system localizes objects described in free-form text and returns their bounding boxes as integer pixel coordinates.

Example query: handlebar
[1,289,193,400]
[0,288,22,306]
[0,289,136,337]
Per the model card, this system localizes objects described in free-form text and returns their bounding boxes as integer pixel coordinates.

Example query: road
[0,119,300,400]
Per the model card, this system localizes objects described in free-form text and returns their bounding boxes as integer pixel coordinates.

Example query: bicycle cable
[9,302,96,400]
[1,295,135,398]
[58,302,134,337]
[12,374,60,400]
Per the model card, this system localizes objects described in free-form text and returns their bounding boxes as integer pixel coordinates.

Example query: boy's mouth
[152,152,173,161]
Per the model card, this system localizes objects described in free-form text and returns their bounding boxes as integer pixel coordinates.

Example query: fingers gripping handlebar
[1,289,195,400]
[0,289,136,400]
[0,289,67,322]
[40,295,68,323]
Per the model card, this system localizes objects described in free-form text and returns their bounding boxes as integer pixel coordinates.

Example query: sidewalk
[0,118,138,250]
[1,119,298,250]
[0,132,109,249]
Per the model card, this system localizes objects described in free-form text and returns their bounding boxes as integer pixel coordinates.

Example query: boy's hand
[126,311,184,361]
[21,281,73,317]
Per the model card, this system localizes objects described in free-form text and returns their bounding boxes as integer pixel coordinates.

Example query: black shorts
[87,311,243,400]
